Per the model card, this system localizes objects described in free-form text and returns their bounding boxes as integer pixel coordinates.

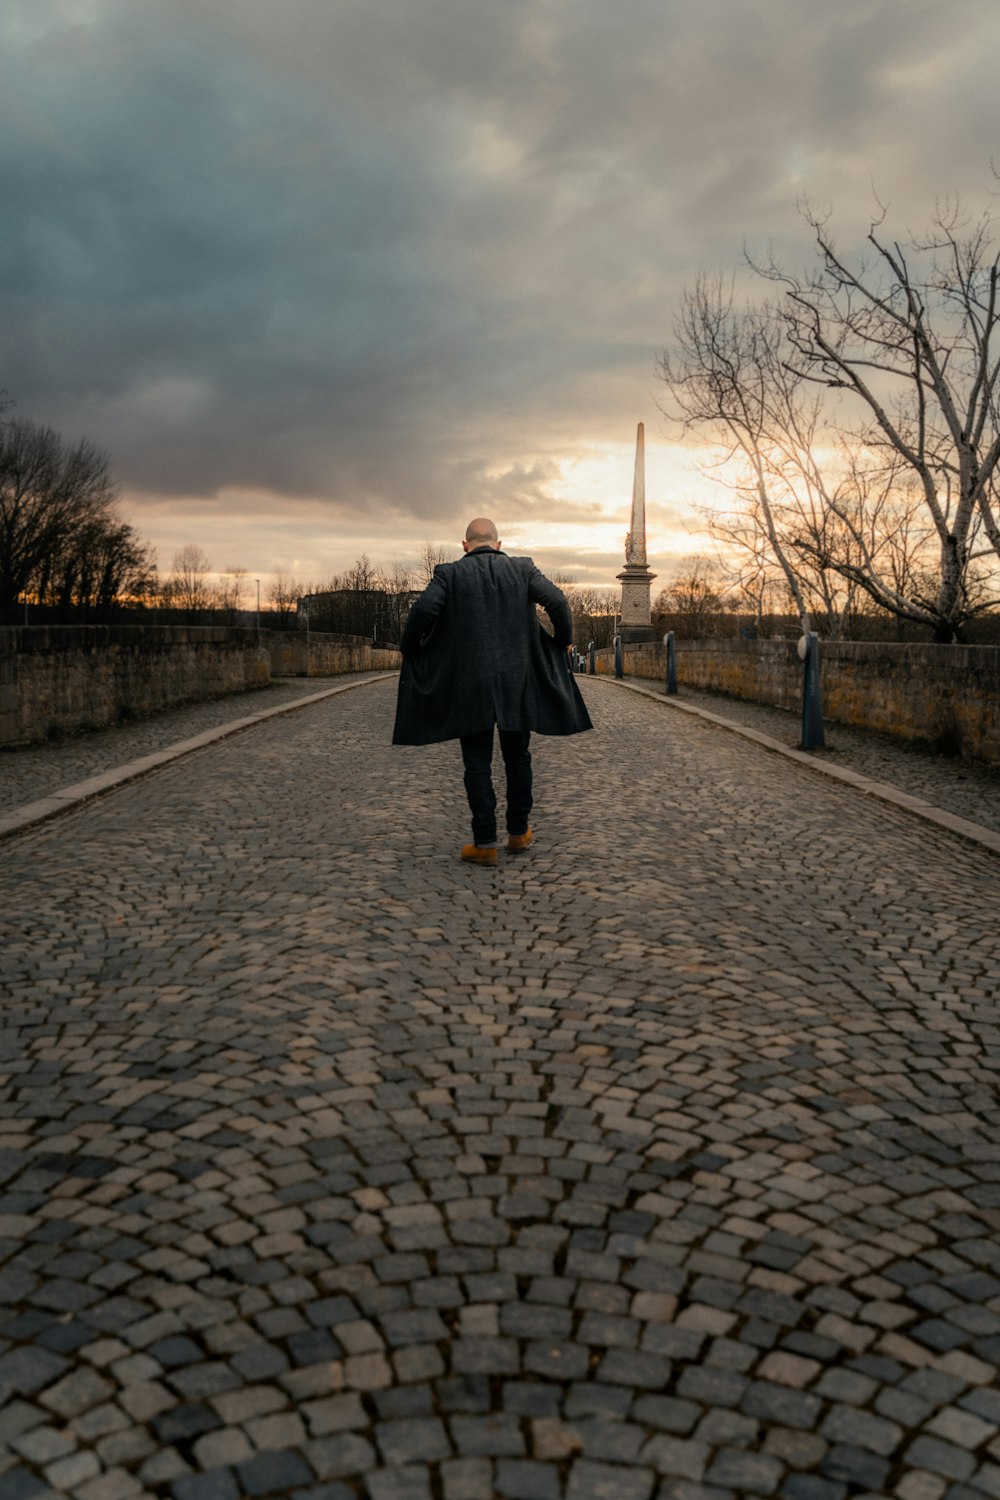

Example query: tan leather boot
[460,843,498,866]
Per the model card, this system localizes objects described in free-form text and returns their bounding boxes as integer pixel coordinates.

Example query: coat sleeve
[528,568,573,647]
[398,568,448,657]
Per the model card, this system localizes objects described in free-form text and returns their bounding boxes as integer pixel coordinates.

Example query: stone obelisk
[616,421,656,642]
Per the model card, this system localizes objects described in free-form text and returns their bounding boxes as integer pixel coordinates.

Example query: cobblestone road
[0,679,367,815]
[2,671,998,833]
[2,676,1000,1500]
[667,691,1000,837]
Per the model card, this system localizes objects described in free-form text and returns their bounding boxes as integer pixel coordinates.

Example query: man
[392,518,593,866]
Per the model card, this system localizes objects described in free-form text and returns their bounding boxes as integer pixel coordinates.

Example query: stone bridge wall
[0,626,400,746]
[264,631,400,678]
[594,637,1000,767]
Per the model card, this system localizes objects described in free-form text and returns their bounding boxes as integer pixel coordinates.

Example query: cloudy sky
[3,0,1000,592]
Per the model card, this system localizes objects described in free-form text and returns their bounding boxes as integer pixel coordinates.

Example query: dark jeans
[459,727,532,846]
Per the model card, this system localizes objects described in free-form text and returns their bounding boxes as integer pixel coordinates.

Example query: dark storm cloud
[2,0,999,564]
[1,2,456,495]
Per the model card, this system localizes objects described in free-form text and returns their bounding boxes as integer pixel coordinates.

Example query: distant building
[297,587,420,644]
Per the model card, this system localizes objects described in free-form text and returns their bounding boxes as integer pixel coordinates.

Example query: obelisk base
[616,561,656,644]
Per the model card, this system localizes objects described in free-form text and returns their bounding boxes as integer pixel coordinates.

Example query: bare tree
[659,207,1000,641]
[720,547,798,636]
[558,581,619,647]
[0,411,124,610]
[382,559,417,643]
[267,571,305,628]
[337,554,385,636]
[754,197,1000,639]
[216,566,247,621]
[702,478,865,639]
[658,278,817,632]
[166,544,214,612]
[653,558,729,637]
[415,541,453,585]
[36,516,157,617]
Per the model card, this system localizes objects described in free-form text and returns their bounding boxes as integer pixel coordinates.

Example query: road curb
[596,676,1000,859]
[0,672,398,842]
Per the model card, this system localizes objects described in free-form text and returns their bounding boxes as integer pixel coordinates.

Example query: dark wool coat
[392,548,593,746]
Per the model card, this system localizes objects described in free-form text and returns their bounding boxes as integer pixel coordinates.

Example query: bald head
[463,517,500,553]
[465,518,498,545]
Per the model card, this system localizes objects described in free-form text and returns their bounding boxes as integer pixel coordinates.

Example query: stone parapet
[0,625,271,746]
[265,631,400,678]
[594,635,1000,767]
[0,625,403,746]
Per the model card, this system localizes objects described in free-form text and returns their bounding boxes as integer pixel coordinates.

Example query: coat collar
[465,545,504,557]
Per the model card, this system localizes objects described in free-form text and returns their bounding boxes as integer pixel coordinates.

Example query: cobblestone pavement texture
[2,671,998,837]
[0,678,373,814]
[2,675,1000,1500]
[669,688,1000,836]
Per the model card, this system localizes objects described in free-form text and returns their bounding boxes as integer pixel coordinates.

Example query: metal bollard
[798,631,826,749]
[664,631,677,695]
[614,634,624,679]
[588,640,595,675]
